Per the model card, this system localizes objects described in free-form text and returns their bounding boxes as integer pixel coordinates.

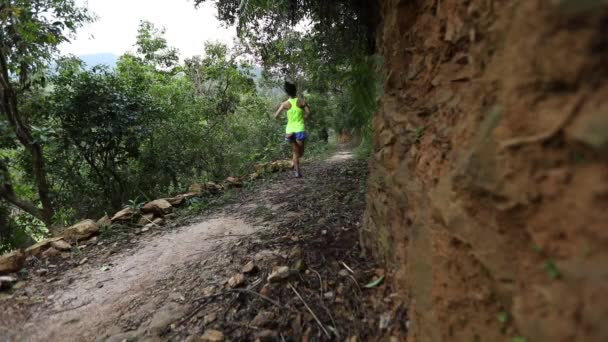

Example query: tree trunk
[0,52,54,226]
[0,160,47,223]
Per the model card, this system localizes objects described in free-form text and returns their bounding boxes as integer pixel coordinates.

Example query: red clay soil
[363,0,608,341]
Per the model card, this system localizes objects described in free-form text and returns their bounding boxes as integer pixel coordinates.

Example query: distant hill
[79,53,119,68]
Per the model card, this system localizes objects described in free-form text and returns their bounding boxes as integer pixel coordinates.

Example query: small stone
[42,247,60,259]
[254,250,279,261]
[241,261,257,274]
[254,330,278,339]
[323,292,335,299]
[25,237,63,257]
[201,329,224,342]
[189,183,205,194]
[251,311,275,327]
[288,246,303,258]
[228,274,246,288]
[111,208,134,222]
[138,213,155,226]
[205,182,223,194]
[168,292,186,302]
[292,260,306,272]
[338,269,350,277]
[0,250,26,274]
[97,215,112,227]
[37,269,49,276]
[202,286,216,296]
[50,240,72,251]
[225,176,243,188]
[142,199,173,215]
[0,276,17,290]
[267,266,290,283]
[149,303,186,334]
[62,219,99,242]
[203,313,217,325]
[259,284,271,297]
[566,104,608,150]
[379,312,392,330]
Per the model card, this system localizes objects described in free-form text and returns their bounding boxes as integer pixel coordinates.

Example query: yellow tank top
[286,98,305,134]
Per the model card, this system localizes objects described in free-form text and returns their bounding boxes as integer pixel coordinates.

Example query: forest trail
[2,149,402,341]
[16,217,259,341]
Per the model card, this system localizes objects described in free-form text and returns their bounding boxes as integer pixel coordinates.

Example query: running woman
[274,81,310,178]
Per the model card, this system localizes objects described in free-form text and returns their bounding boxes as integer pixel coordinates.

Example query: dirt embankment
[363,0,608,341]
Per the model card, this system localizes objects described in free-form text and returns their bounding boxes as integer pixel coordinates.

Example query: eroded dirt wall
[362,0,608,341]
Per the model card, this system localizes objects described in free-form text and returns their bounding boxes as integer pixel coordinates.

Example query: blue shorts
[285,132,308,142]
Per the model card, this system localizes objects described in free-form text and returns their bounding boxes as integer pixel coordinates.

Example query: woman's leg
[290,141,300,174]
[296,139,305,157]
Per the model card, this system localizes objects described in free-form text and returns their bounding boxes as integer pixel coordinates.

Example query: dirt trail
[2,149,401,341]
[22,217,258,341]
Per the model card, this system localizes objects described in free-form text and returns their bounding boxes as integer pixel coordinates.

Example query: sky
[60,0,236,59]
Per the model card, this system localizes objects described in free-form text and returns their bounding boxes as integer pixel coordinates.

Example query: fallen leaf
[267,266,290,283]
[242,261,257,274]
[364,275,385,288]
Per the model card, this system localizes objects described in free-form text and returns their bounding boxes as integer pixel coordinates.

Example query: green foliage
[0,0,92,79]
[1,0,375,246]
[543,260,562,280]
[0,0,93,228]
[135,21,179,69]
[198,0,382,149]
[497,312,509,325]
[0,201,46,253]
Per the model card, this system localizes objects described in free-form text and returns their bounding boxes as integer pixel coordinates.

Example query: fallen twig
[288,283,331,339]
[309,268,324,296]
[348,274,362,294]
[341,261,355,275]
[181,292,228,323]
[228,289,291,312]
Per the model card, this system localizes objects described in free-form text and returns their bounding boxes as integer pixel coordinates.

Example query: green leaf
[497,312,509,324]
[511,337,527,342]
[364,275,384,288]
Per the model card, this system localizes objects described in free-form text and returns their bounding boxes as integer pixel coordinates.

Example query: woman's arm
[274,101,287,119]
